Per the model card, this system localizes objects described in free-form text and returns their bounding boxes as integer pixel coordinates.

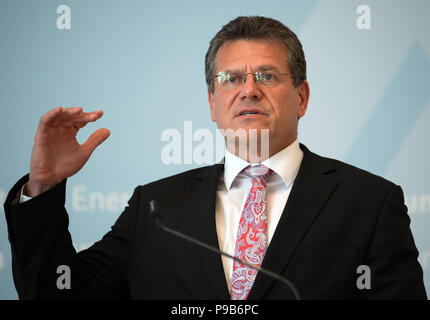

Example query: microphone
[148,200,301,300]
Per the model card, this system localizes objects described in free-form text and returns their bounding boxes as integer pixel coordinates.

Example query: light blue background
[1,0,429,299]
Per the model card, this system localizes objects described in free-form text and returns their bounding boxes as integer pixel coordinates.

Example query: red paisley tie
[230,164,273,300]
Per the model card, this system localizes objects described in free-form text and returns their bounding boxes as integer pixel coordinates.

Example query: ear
[297,80,310,118]
[208,89,216,122]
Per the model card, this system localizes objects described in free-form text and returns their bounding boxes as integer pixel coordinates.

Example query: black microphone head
[149,200,161,222]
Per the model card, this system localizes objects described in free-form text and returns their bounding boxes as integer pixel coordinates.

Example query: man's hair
[205,16,307,93]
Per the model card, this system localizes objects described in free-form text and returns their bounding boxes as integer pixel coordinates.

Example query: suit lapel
[186,163,230,299]
[248,144,338,299]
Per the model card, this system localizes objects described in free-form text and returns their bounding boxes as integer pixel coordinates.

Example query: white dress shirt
[216,139,303,292]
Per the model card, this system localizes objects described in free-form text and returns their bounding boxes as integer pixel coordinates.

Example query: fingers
[39,106,104,129]
[60,110,104,128]
[38,107,110,152]
[71,112,103,129]
[39,107,65,129]
[82,128,111,153]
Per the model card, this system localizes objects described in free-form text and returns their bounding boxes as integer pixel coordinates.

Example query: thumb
[82,128,110,154]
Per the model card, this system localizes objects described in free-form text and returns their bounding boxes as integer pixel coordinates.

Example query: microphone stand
[149,200,301,300]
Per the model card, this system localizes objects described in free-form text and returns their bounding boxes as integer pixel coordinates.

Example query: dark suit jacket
[3,144,427,299]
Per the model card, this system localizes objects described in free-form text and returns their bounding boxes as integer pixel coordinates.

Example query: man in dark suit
[3,16,427,299]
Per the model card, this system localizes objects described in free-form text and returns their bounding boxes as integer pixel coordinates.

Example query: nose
[240,73,263,101]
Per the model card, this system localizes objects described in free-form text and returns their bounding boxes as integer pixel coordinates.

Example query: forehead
[215,39,289,72]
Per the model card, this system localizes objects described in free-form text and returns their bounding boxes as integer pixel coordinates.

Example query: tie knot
[241,164,273,180]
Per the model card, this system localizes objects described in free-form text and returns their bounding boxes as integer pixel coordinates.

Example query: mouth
[236,107,266,118]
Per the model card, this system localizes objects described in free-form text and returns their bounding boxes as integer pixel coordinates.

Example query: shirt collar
[224,139,303,191]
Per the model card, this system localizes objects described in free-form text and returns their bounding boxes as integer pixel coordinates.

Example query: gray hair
[205,16,307,93]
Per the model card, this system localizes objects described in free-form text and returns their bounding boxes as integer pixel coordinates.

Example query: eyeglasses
[214,70,293,89]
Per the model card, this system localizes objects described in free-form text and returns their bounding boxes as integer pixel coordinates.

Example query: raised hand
[25,106,110,197]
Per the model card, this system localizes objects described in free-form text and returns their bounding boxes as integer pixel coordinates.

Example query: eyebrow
[220,65,283,74]
[258,65,282,72]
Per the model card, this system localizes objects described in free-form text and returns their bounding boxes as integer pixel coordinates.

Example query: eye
[228,76,237,83]
[227,73,243,83]
[263,73,273,81]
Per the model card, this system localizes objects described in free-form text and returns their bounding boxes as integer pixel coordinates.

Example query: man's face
[208,39,309,157]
